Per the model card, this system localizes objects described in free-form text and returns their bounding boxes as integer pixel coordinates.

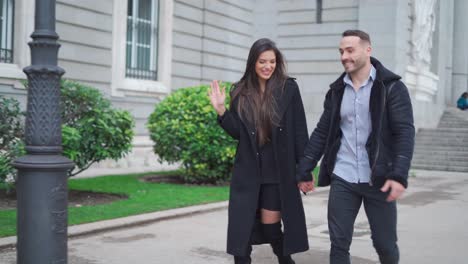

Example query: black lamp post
[12,0,74,263]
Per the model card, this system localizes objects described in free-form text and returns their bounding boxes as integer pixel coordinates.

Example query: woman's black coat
[218,78,309,256]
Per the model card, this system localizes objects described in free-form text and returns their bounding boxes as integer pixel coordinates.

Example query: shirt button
[256,152,259,156]
[251,132,255,135]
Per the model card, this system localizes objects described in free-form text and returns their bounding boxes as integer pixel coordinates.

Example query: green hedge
[60,80,135,176]
[0,79,135,187]
[0,96,25,192]
[148,83,237,184]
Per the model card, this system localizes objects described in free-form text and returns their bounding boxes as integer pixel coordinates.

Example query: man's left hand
[380,179,405,202]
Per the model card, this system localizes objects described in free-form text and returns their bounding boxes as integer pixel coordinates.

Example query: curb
[0,201,229,250]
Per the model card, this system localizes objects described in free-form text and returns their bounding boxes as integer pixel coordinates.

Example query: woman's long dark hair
[231,38,288,145]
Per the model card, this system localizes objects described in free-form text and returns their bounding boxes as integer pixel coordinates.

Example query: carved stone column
[405,0,439,102]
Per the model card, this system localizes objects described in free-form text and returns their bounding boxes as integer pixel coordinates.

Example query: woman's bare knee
[260,209,281,224]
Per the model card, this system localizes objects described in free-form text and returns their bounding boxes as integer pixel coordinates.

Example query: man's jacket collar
[330,57,401,90]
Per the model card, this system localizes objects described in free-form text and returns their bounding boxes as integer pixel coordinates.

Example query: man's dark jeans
[328,175,399,264]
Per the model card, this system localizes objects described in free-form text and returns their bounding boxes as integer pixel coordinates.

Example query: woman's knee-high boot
[234,244,252,264]
[262,222,295,264]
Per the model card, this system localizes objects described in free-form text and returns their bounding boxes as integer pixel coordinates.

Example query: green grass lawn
[0,171,229,238]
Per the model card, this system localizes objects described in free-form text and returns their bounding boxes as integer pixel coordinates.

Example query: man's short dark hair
[342,29,371,45]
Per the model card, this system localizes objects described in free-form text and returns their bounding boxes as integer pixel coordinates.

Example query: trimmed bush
[60,80,135,176]
[0,80,135,183]
[0,96,23,148]
[147,83,237,184]
[0,96,25,192]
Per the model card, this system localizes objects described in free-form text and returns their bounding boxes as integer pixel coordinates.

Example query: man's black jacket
[296,57,415,188]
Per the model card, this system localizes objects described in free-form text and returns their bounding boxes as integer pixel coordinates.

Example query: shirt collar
[343,65,376,88]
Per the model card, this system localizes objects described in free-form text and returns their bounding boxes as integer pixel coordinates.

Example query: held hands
[298,178,315,195]
[380,179,405,202]
[208,80,226,116]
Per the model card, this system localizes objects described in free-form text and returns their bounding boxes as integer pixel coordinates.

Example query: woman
[208,38,313,264]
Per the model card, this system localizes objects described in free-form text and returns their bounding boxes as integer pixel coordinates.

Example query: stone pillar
[358,0,412,75]
[451,0,468,104]
[405,0,439,103]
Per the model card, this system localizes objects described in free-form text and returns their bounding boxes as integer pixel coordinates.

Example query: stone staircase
[412,108,468,172]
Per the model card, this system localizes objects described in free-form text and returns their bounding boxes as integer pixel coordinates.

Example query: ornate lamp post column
[12,0,74,263]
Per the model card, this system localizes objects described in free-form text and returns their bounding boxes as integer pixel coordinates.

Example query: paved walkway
[1,170,467,263]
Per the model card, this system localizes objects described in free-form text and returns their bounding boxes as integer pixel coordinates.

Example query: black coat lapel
[274,81,295,122]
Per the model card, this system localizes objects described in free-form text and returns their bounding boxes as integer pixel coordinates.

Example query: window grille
[316,0,323,24]
[126,0,159,80]
[0,0,14,63]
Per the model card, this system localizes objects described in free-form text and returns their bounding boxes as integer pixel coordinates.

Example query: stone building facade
[1,0,466,171]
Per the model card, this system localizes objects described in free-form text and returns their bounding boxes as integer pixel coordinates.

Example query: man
[296,30,415,264]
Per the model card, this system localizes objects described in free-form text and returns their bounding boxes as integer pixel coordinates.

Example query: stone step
[412,158,468,166]
[411,164,468,172]
[414,145,468,152]
[415,143,468,148]
[437,127,468,130]
[441,111,468,115]
[439,118,467,122]
[395,108,468,173]
[415,138,468,147]
[418,128,468,134]
[415,136,468,143]
[439,120,468,124]
[418,130,468,135]
[442,110,468,116]
[414,147,468,157]
[442,108,468,114]
[412,157,468,164]
[438,122,468,128]
[411,107,468,172]
[438,125,468,130]
[416,136,468,142]
[439,116,468,121]
[419,127,468,133]
[416,137,468,143]
[438,126,468,130]
[416,132,468,139]
[438,123,468,128]
[412,154,468,162]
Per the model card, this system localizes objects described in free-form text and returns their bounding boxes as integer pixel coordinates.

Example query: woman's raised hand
[208,80,226,116]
